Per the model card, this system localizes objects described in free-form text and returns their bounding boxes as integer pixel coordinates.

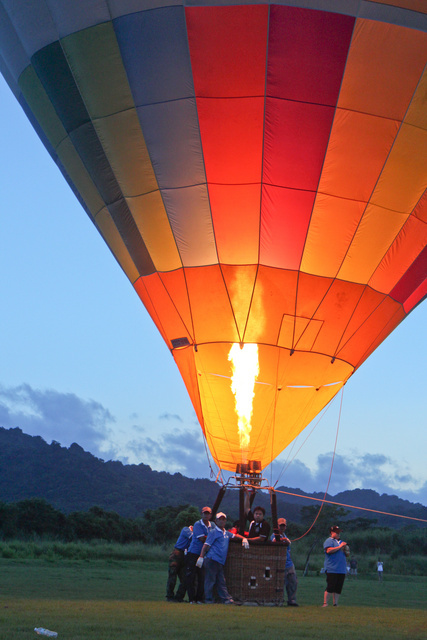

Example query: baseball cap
[330,525,341,533]
[201,506,212,514]
[216,512,227,519]
[277,518,287,525]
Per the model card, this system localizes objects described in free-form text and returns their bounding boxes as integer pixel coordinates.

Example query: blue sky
[1,75,426,508]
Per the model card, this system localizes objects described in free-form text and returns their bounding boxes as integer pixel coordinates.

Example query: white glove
[242,538,250,549]
[196,557,204,568]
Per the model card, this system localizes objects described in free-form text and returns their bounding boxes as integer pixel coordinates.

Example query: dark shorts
[326,572,345,594]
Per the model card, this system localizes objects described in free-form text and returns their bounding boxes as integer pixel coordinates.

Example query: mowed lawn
[0,558,426,640]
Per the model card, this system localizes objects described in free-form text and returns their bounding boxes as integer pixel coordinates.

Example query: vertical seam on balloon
[333,293,403,368]
[157,269,196,344]
[258,3,270,269]
[183,5,219,267]
[111,12,184,273]
[296,15,357,276]
[333,42,427,285]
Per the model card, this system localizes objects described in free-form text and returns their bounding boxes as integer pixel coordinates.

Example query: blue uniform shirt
[175,526,193,551]
[270,533,294,569]
[188,520,214,555]
[323,537,347,573]
[205,527,234,565]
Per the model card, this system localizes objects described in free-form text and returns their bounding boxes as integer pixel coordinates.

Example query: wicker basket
[224,542,286,605]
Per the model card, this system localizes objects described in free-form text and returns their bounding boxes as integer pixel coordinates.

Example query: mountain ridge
[0,427,425,527]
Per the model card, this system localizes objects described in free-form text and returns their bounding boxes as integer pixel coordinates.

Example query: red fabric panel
[260,185,315,269]
[267,5,354,105]
[197,97,264,184]
[390,245,427,305]
[185,5,268,97]
[263,98,334,189]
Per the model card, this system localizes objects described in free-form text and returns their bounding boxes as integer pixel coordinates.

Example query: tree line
[0,498,425,560]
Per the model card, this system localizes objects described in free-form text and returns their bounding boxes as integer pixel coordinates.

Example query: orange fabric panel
[338,19,427,120]
[368,0,427,13]
[369,215,427,294]
[159,270,194,337]
[221,265,258,342]
[134,272,192,348]
[197,97,264,184]
[185,4,268,97]
[337,296,405,370]
[318,109,399,202]
[301,193,366,278]
[185,265,240,344]
[414,190,427,224]
[209,184,260,265]
[173,346,205,435]
[244,268,298,344]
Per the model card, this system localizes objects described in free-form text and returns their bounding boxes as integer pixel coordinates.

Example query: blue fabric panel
[113,6,194,105]
[137,98,206,190]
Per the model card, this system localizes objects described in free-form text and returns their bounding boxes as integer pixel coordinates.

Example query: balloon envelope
[1,0,426,471]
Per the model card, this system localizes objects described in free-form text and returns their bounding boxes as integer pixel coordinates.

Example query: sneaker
[322,604,328,607]
[288,602,299,607]
[196,601,204,605]
[224,599,235,605]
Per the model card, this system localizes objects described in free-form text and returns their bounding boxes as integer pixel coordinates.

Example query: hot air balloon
[0,0,426,482]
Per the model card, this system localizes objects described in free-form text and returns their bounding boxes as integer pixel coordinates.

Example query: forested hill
[0,427,425,527]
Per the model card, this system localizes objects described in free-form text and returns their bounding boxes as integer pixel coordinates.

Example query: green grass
[0,558,426,640]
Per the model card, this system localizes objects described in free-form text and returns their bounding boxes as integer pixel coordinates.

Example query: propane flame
[228,343,259,463]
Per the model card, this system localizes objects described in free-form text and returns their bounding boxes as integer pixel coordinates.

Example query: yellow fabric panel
[369,214,427,293]
[338,204,408,285]
[62,22,131,118]
[127,192,181,272]
[56,137,104,216]
[221,265,258,342]
[92,110,158,197]
[406,66,427,130]
[188,343,351,471]
[94,207,139,283]
[372,122,427,214]
[185,265,241,344]
[338,18,427,120]
[19,65,67,149]
[318,108,399,202]
[301,193,365,278]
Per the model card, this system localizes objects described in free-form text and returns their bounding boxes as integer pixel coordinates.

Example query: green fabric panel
[18,65,67,149]
[92,108,158,197]
[94,207,140,283]
[62,21,134,119]
[56,136,104,217]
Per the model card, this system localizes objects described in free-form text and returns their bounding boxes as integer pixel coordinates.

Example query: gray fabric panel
[0,3,30,82]
[1,0,58,58]
[45,0,112,38]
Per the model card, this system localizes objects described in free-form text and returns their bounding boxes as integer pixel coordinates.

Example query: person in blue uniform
[197,512,244,604]
[166,524,193,602]
[271,517,298,606]
[322,525,348,607]
[185,506,215,603]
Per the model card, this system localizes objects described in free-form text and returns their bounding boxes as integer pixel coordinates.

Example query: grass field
[0,558,426,640]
